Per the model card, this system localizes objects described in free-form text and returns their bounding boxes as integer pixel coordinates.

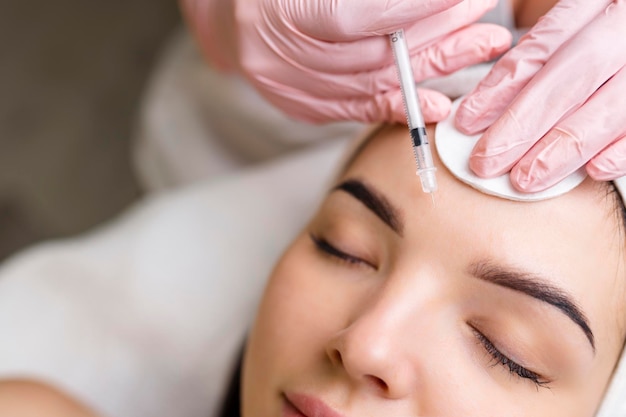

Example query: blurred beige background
[0,0,181,259]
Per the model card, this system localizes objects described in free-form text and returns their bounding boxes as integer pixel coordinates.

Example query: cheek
[242,237,322,415]
[245,235,348,375]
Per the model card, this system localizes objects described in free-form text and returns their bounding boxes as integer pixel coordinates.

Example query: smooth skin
[242,124,626,417]
[0,380,97,417]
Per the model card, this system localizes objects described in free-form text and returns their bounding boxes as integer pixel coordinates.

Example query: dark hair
[607,182,626,235]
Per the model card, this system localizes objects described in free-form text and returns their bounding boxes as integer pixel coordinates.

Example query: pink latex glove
[455,0,626,192]
[181,0,512,124]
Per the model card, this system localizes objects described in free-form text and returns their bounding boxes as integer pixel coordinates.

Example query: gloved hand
[182,0,511,124]
[455,0,626,191]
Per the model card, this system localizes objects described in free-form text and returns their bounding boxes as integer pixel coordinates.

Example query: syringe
[389,29,438,196]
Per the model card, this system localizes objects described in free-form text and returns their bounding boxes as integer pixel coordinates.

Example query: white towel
[0,140,349,417]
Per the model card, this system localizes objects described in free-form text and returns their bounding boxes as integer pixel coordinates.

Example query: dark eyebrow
[470,261,595,352]
[333,179,403,236]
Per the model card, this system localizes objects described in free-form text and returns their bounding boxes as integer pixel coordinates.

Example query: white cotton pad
[435,99,587,202]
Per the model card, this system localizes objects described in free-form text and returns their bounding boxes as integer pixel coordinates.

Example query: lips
[283,392,346,417]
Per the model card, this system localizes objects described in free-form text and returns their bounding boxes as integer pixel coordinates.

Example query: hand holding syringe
[389,29,438,196]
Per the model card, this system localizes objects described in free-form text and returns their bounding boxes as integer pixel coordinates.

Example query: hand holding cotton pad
[436,100,626,417]
[435,99,587,201]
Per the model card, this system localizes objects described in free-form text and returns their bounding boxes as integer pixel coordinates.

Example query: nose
[325,305,418,399]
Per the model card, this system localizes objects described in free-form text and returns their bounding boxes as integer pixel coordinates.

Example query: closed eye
[309,233,375,269]
[470,325,550,389]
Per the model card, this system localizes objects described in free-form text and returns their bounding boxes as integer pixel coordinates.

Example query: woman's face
[242,125,626,417]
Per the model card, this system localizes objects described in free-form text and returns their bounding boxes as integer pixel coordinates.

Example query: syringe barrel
[389,30,425,129]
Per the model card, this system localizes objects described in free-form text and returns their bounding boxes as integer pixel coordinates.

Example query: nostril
[329,348,343,367]
[326,341,394,395]
[366,375,388,392]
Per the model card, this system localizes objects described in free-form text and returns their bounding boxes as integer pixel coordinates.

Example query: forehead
[344,124,619,243]
[340,124,625,346]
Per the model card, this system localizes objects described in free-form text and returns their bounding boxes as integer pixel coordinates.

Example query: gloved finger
[587,137,626,182]
[274,87,450,124]
[290,0,476,42]
[468,3,626,179]
[509,66,626,192]
[280,0,503,75]
[455,0,612,134]
[266,24,511,103]
[358,88,452,124]
[406,23,511,80]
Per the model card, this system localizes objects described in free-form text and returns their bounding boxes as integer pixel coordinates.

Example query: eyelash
[471,327,550,389]
[309,233,373,268]
[310,234,549,390]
